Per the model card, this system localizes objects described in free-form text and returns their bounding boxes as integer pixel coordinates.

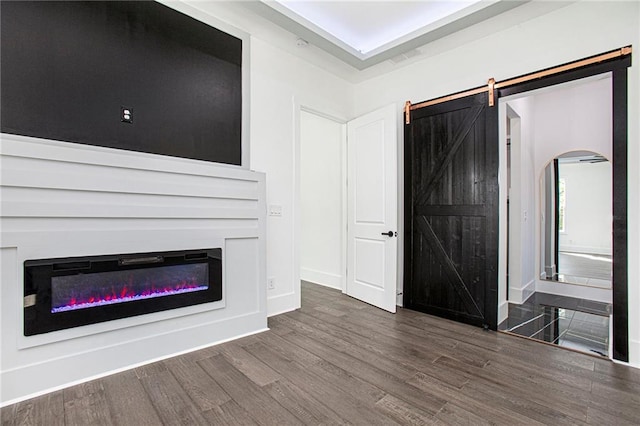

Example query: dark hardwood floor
[3,281,640,425]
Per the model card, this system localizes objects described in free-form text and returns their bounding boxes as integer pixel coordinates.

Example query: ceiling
[244,0,528,70]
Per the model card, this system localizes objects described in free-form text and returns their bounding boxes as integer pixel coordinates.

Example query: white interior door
[346,104,397,313]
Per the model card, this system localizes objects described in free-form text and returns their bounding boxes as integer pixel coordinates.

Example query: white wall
[501,96,536,307]
[300,111,345,290]
[530,77,613,303]
[500,76,612,306]
[0,135,267,404]
[249,37,353,315]
[352,1,639,365]
[175,1,354,316]
[531,77,612,179]
[0,0,356,404]
[559,161,612,255]
[4,3,638,402]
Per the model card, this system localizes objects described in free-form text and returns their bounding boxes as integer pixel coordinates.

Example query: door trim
[612,66,629,362]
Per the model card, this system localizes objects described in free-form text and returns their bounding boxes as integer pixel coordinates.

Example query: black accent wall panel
[1,1,242,165]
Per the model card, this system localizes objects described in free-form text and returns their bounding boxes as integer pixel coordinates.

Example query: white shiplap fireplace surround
[0,134,267,404]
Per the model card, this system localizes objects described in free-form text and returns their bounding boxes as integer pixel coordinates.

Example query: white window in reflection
[558,178,566,233]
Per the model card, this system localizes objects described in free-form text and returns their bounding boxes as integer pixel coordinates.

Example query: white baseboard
[267,291,298,317]
[509,279,535,304]
[535,279,612,303]
[0,312,266,406]
[627,339,640,369]
[300,267,342,290]
[498,301,509,325]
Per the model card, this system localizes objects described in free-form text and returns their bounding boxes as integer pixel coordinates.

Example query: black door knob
[381,231,394,237]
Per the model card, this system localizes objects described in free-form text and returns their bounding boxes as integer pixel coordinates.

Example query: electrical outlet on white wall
[269,204,282,217]
[267,277,275,290]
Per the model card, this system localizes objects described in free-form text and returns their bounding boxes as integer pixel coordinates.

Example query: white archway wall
[531,77,612,178]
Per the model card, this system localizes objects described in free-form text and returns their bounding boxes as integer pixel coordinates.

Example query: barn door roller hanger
[404,46,632,124]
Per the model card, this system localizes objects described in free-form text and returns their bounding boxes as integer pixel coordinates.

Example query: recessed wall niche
[1,1,242,165]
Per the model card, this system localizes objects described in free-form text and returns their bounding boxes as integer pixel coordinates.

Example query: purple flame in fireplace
[51,263,209,313]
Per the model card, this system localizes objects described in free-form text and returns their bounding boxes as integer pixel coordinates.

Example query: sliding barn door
[404,92,498,329]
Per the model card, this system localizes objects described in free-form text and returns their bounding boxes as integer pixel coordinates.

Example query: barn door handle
[381,231,395,237]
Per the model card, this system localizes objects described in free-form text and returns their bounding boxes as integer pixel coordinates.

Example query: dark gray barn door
[404,91,498,329]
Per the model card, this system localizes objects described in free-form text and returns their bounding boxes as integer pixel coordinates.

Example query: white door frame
[294,101,403,309]
[293,100,348,311]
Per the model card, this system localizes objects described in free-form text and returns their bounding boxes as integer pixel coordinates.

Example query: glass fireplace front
[24,248,222,336]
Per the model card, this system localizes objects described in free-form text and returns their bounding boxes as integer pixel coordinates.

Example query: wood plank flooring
[558,252,612,284]
[3,281,640,425]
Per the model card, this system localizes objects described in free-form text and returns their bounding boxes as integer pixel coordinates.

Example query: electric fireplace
[24,248,222,336]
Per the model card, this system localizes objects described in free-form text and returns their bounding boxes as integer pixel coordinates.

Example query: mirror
[540,151,612,288]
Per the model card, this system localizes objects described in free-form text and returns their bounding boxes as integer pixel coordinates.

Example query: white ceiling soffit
[246,0,528,70]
